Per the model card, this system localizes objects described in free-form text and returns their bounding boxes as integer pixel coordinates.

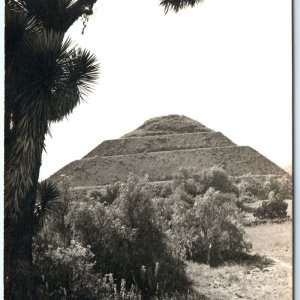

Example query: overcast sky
[39,0,292,180]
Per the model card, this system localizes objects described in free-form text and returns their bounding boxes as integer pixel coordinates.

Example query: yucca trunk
[5,118,47,299]
[5,161,43,300]
[5,193,35,299]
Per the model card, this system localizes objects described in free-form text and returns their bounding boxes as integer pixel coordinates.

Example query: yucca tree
[5,1,99,298]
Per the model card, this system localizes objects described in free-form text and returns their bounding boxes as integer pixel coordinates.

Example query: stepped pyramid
[50,115,286,190]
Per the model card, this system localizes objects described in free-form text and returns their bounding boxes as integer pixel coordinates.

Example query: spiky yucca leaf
[34,180,62,230]
[49,47,99,121]
[5,4,41,69]
[11,29,99,122]
[160,0,203,13]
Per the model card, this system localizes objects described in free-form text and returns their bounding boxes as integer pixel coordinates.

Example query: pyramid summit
[50,115,286,190]
[122,115,213,138]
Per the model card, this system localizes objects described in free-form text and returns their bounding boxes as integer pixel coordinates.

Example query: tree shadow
[225,252,274,269]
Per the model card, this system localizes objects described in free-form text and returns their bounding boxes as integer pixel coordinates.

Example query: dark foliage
[70,176,190,297]
[253,198,288,220]
[172,166,239,197]
[90,181,121,205]
[236,176,267,199]
[160,0,203,13]
[196,166,239,196]
[263,175,292,201]
[34,180,62,231]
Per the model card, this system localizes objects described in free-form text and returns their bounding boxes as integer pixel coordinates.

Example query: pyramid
[49,115,286,190]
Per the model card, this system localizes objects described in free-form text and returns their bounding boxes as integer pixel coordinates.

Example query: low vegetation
[32,166,292,299]
[253,198,288,220]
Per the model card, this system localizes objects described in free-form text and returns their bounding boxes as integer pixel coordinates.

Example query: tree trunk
[4,117,46,299]
[6,207,34,299]
[5,160,42,300]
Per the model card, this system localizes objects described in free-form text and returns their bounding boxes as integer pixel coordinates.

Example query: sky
[39,0,292,180]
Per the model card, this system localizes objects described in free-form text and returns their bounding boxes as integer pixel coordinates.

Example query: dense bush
[90,181,121,205]
[236,174,293,201]
[253,198,288,219]
[189,189,249,266]
[33,167,253,298]
[172,168,199,197]
[263,175,292,200]
[33,240,144,299]
[152,183,173,198]
[68,176,189,297]
[239,195,256,204]
[236,175,266,199]
[153,186,250,267]
[172,166,238,197]
[236,195,257,213]
[195,166,239,196]
[33,240,101,299]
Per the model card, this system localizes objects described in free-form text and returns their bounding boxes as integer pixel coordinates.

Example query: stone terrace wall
[51,146,286,188]
[84,132,235,158]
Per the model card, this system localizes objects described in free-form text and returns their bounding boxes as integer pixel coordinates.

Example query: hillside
[49,115,286,190]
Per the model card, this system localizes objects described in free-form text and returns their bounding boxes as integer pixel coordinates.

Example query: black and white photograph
[4,0,293,299]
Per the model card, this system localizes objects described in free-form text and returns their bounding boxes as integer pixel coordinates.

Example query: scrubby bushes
[236,174,292,201]
[236,175,266,199]
[236,174,292,221]
[151,167,250,267]
[33,166,255,298]
[89,181,121,205]
[172,166,239,197]
[195,166,239,196]
[33,240,104,299]
[71,176,189,297]
[34,176,190,299]
[263,175,292,201]
[156,187,250,267]
[253,198,288,220]
[151,182,173,198]
[247,175,291,220]
[33,239,144,299]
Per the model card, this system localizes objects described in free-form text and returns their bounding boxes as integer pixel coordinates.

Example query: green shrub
[33,240,108,299]
[196,166,239,196]
[172,168,199,197]
[172,166,238,197]
[191,189,250,266]
[69,175,189,297]
[152,183,173,198]
[263,175,292,200]
[90,181,121,205]
[236,175,266,199]
[156,187,250,267]
[239,195,256,203]
[253,198,288,219]
[236,195,257,213]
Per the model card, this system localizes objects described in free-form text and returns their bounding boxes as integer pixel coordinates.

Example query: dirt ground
[185,221,293,300]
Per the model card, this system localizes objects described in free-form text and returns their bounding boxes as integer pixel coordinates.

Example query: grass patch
[186,221,292,299]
